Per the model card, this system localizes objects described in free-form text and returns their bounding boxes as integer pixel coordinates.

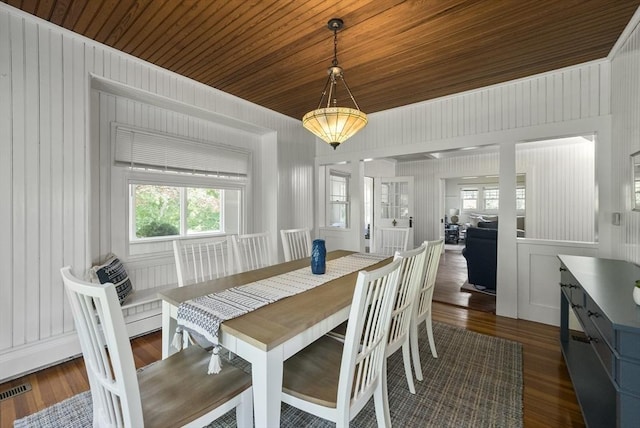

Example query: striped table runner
[174,252,386,373]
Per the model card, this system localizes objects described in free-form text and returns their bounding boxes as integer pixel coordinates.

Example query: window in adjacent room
[516,187,526,210]
[483,187,499,210]
[329,170,350,228]
[461,189,478,211]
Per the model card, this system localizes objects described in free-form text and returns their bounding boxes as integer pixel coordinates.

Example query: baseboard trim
[0,314,162,382]
[0,333,82,382]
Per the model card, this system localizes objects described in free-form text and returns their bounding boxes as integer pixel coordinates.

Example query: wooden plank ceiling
[5,0,640,120]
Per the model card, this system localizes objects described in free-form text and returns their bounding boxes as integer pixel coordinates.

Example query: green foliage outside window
[187,188,221,233]
[135,185,180,238]
[133,185,222,238]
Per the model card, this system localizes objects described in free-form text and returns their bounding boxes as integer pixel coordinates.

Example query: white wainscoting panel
[517,240,598,326]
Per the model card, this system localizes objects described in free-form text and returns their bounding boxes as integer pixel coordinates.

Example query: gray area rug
[14,322,522,427]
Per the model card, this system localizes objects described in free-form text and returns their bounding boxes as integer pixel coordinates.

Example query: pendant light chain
[332,28,339,67]
[330,28,338,107]
[302,18,368,149]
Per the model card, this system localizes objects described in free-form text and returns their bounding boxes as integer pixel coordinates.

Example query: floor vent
[0,383,32,401]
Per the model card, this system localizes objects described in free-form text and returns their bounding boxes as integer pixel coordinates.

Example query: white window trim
[327,169,351,229]
[483,186,500,212]
[126,171,245,245]
[460,188,479,212]
[111,152,249,261]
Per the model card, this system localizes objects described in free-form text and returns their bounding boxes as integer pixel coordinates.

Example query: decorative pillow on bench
[91,253,134,305]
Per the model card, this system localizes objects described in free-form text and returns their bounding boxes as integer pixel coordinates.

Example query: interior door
[373,176,414,251]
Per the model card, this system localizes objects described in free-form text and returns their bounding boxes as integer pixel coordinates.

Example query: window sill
[319,226,351,232]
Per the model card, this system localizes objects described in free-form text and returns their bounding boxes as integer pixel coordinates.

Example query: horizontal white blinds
[114,125,250,177]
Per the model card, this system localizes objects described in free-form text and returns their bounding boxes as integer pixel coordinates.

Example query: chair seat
[138,346,251,428]
[283,335,345,408]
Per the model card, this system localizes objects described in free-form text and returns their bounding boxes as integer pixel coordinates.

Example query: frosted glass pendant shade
[302,107,368,150]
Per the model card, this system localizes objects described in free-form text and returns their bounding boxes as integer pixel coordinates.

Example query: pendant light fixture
[302,18,368,150]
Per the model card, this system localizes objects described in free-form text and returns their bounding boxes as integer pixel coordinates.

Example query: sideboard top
[558,255,640,331]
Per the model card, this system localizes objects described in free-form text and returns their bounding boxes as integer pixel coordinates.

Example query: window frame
[516,186,526,211]
[460,188,479,211]
[483,187,500,211]
[129,183,228,242]
[328,169,351,229]
[126,170,246,246]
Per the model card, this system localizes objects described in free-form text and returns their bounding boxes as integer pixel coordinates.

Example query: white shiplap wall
[611,18,640,264]
[316,61,610,159]
[0,4,315,380]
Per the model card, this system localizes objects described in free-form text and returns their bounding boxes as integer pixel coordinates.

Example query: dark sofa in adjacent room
[462,227,497,293]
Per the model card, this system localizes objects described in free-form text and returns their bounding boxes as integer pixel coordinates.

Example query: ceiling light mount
[302,18,367,150]
[327,18,343,32]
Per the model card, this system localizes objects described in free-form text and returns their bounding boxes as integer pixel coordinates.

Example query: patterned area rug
[14,322,522,428]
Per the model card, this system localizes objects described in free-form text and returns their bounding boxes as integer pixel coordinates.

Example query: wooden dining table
[158,250,390,428]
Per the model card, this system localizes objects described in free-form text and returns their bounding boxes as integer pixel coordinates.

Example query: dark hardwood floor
[434,246,496,313]
[0,251,583,427]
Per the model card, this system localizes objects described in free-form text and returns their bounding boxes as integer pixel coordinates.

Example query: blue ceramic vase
[311,239,326,274]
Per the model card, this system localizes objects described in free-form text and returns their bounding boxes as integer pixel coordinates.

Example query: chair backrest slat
[231,232,272,272]
[387,243,428,353]
[280,228,312,262]
[60,266,144,427]
[173,236,234,287]
[376,227,410,256]
[336,259,401,414]
[415,239,444,319]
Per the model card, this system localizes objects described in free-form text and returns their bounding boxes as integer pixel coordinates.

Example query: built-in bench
[120,283,174,311]
[119,255,179,337]
[120,283,176,337]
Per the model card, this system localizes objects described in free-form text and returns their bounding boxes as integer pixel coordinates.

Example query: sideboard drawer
[558,255,640,428]
[560,279,585,312]
[580,313,615,378]
[584,295,614,349]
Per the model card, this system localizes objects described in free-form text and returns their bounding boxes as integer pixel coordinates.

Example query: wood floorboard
[0,251,584,427]
[433,246,497,313]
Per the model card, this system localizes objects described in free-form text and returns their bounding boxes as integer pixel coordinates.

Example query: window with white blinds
[113,125,251,178]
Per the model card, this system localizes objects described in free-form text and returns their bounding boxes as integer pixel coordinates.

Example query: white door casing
[373,176,415,251]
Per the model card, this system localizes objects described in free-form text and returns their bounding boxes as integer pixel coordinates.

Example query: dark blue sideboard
[558,255,640,428]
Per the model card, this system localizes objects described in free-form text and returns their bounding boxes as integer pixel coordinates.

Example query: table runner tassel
[171,328,183,351]
[208,346,222,374]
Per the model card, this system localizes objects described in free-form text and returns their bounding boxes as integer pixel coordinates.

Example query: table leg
[249,344,284,428]
[161,301,178,359]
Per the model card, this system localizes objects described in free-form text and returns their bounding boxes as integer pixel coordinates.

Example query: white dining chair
[231,231,273,272]
[375,227,410,255]
[281,259,402,428]
[60,266,253,428]
[326,244,428,395]
[173,236,235,287]
[383,243,428,395]
[410,239,445,381]
[280,227,312,262]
